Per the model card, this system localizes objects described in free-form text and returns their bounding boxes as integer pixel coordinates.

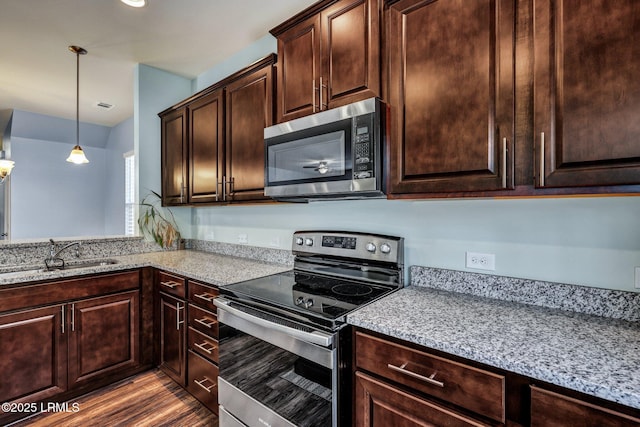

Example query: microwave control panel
[353,113,375,179]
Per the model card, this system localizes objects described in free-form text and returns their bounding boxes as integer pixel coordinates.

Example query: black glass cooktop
[219,270,396,325]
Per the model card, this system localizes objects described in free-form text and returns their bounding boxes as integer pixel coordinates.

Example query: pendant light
[66,45,89,164]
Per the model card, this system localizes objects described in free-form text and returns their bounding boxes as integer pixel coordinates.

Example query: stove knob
[295,296,305,306]
[365,242,377,253]
[380,243,392,254]
[305,238,314,246]
[304,298,314,308]
[295,237,304,246]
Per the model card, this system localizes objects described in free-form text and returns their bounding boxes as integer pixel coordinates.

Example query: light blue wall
[136,36,640,292]
[8,110,134,239]
[134,64,192,236]
[104,117,134,235]
[10,136,107,238]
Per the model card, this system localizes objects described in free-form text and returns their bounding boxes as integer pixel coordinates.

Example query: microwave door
[266,130,352,193]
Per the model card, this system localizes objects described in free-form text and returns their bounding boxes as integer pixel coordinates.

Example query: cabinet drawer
[188,304,218,338]
[355,371,491,427]
[0,271,139,313]
[157,271,185,298]
[188,326,218,363]
[355,331,505,423]
[187,350,218,414]
[530,386,640,427]
[188,280,219,311]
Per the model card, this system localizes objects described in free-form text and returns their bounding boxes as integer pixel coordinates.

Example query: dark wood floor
[10,370,218,427]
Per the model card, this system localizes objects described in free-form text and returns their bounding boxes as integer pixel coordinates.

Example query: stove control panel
[292,231,404,265]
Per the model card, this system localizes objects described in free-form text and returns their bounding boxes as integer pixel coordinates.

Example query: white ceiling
[0,0,317,127]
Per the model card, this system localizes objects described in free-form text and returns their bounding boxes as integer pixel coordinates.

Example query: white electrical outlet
[466,252,496,271]
[269,236,281,248]
[635,267,640,289]
[238,233,248,244]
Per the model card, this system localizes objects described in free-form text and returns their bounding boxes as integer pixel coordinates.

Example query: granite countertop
[0,250,291,287]
[347,285,640,410]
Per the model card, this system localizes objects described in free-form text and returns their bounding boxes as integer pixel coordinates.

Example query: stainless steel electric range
[214,230,404,427]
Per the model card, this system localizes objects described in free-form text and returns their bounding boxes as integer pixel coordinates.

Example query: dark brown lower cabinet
[531,386,640,427]
[0,305,67,404]
[355,371,491,427]
[67,291,139,388]
[158,292,186,386]
[0,271,143,425]
[354,328,640,427]
[155,273,219,414]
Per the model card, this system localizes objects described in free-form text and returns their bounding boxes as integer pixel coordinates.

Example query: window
[124,151,136,236]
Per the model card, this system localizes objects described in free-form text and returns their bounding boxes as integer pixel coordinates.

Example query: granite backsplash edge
[410,266,640,322]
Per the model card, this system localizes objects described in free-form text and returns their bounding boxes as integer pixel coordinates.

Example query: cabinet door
[189,90,224,203]
[388,0,514,194]
[534,0,640,188]
[0,305,67,403]
[354,372,491,427]
[322,0,381,109]
[276,13,322,123]
[531,386,640,427]
[67,291,140,388]
[161,107,188,205]
[225,64,274,202]
[158,292,186,386]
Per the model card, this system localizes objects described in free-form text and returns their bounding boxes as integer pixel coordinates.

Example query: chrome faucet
[46,239,82,269]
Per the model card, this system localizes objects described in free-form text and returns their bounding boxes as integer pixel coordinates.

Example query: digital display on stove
[322,235,357,249]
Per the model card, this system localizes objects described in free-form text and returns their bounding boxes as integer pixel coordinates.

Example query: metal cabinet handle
[387,362,445,388]
[319,76,326,110]
[61,305,65,334]
[502,137,508,188]
[194,341,216,355]
[160,280,180,289]
[194,377,216,393]
[71,303,75,332]
[195,317,216,329]
[194,292,216,303]
[313,79,319,112]
[540,132,545,187]
[176,302,184,330]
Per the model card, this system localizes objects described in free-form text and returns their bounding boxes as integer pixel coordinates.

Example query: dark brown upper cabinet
[188,90,224,204]
[225,64,274,202]
[387,0,515,195]
[271,0,382,123]
[159,55,276,206]
[533,0,640,188]
[161,108,188,205]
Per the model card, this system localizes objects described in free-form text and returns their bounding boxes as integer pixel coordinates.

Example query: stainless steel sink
[61,259,119,270]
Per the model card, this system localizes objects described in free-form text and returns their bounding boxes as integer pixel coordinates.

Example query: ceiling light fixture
[120,0,146,7]
[0,154,15,183]
[67,45,89,165]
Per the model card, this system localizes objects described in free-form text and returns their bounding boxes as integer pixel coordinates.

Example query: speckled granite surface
[189,239,294,266]
[348,273,640,409]
[411,266,640,321]
[0,249,291,287]
[0,236,158,267]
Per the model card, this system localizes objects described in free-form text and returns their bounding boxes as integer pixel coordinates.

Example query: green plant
[138,190,181,248]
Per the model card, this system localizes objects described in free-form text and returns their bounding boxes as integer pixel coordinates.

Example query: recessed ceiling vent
[94,101,114,110]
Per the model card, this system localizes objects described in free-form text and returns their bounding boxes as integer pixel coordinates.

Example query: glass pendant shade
[121,0,146,7]
[66,145,89,164]
[0,159,15,181]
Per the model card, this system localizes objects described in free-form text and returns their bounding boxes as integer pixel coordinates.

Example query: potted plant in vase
[138,190,181,249]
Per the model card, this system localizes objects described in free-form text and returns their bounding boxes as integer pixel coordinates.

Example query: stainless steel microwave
[264,98,387,201]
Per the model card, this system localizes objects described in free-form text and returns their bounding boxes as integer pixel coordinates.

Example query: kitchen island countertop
[347,284,640,410]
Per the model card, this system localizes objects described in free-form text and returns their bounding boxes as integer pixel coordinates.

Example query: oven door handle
[214,298,334,347]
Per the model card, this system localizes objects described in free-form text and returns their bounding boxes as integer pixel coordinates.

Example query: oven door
[214,298,337,427]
